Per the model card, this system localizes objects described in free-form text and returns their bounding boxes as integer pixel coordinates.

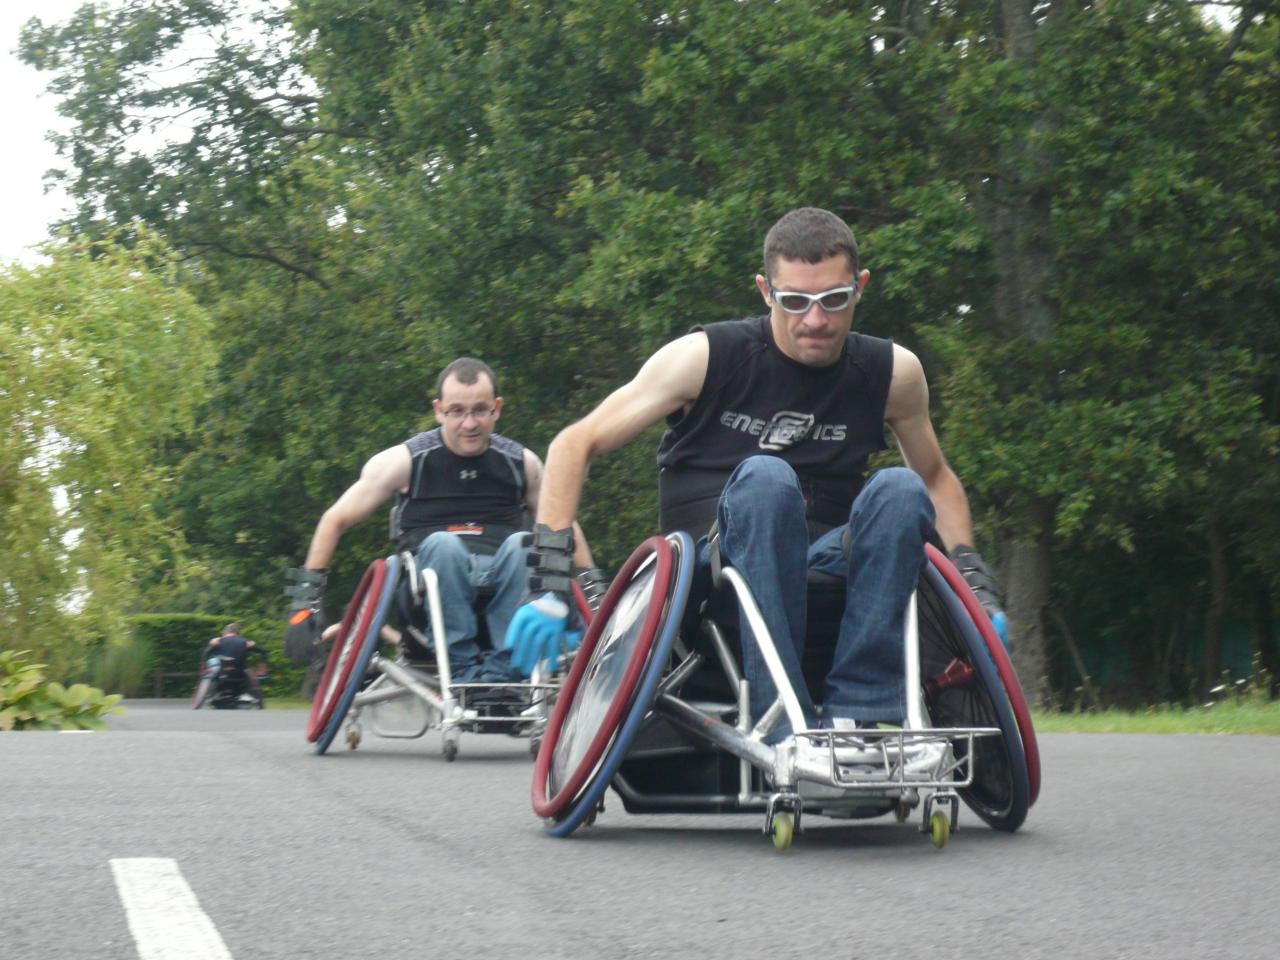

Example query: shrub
[0,650,125,730]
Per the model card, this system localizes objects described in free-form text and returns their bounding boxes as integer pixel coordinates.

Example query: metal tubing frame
[612,560,1005,814]
[717,565,809,736]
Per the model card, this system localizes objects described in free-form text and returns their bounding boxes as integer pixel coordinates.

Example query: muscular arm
[303,445,412,569]
[536,332,710,531]
[524,448,594,567]
[884,344,974,551]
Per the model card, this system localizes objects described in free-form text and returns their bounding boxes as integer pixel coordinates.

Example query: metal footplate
[790,726,1002,792]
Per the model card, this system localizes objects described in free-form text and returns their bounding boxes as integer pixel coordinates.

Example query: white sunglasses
[767,282,856,315]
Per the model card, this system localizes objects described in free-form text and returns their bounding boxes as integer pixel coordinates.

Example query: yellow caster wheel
[345,728,361,750]
[929,811,951,849]
[771,812,795,851]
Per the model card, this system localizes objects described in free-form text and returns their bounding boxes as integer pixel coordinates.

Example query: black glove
[949,545,1008,645]
[283,567,327,666]
[573,566,610,613]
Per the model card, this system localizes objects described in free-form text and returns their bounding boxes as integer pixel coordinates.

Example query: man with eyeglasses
[284,357,600,683]
[505,207,1005,741]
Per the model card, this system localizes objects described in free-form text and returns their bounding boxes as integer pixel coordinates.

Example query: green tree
[0,233,216,678]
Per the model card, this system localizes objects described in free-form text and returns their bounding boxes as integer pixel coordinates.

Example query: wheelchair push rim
[544,531,694,837]
[919,558,1031,831]
[924,544,1041,805]
[531,535,675,820]
[306,556,396,746]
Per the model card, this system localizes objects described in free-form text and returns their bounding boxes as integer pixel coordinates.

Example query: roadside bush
[0,649,124,730]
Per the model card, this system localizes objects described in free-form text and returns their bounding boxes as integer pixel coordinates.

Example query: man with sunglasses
[505,207,1004,742]
[284,357,600,683]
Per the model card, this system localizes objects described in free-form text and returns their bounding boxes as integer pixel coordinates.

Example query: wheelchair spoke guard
[919,558,1031,831]
[924,544,1041,805]
[532,534,684,821]
[543,532,695,837]
[306,555,400,752]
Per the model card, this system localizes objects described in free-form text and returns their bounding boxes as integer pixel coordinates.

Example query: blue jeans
[413,531,530,682]
[709,457,935,738]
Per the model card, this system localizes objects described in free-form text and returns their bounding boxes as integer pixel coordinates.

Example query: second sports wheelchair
[531,531,1040,849]
[305,549,591,761]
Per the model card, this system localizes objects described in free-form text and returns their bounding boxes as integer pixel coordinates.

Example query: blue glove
[504,593,582,677]
[990,610,1009,648]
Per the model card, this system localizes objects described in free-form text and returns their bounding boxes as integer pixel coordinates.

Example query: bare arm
[524,447,594,567]
[536,332,710,531]
[884,344,974,551]
[303,445,412,569]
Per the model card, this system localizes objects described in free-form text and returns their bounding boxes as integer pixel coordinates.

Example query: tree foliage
[18,1,1280,703]
[1,232,215,677]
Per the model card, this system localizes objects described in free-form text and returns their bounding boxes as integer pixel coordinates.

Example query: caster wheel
[345,727,361,750]
[929,811,951,849]
[584,806,598,828]
[894,803,911,823]
[770,813,794,851]
[529,736,541,760]
[443,740,458,762]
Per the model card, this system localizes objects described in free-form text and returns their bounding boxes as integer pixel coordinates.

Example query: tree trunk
[1003,498,1055,706]
[1252,583,1276,696]
[1200,519,1229,699]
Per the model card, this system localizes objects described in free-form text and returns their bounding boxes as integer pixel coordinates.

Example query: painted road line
[110,858,234,960]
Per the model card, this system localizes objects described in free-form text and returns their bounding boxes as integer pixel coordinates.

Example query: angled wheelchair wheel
[925,544,1041,805]
[306,556,400,752]
[545,531,695,838]
[918,558,1030,832]
[531,535,678,821]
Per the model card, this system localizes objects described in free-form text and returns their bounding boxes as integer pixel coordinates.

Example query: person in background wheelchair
[505,207,1005,746]
[194,622,265,709]
[284,357,601,682]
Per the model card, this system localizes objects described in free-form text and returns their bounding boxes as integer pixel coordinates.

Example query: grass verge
[1033,699,1280,735]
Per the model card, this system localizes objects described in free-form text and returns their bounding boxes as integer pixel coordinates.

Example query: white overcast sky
[0,1,110,266]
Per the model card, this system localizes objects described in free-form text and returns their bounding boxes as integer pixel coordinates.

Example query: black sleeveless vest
[390,429,529,554]
[656,316,894,541]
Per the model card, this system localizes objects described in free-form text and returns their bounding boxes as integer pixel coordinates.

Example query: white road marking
[110,858,235,960]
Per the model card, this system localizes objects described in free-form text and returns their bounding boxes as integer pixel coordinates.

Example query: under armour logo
[460,469,479,481]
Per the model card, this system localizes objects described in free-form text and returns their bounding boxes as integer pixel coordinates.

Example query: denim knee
[416,531,470,569]
[724,455,802,503]
[853,468,934,526]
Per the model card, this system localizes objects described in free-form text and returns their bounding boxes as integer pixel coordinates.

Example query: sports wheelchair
[532,531,1040,849]
[305,549,592,760]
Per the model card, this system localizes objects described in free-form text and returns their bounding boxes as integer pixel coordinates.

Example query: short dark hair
[434,357,498,399]
[762,207,860,280]
[223,622,240,635]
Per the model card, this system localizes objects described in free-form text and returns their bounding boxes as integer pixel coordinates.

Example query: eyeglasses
[440,404,497,422]
[767,282,856,315]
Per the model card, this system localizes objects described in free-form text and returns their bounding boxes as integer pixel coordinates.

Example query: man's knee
[416,531,471,569]
[862,467,929,507]
[854,468,935,529]
[725,455,802,501]
[490,532,532,584]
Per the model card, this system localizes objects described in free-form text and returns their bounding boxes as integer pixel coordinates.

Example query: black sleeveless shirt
[390,429,529,554]
[656,316,895,541]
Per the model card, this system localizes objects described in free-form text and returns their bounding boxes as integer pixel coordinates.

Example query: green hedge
[127,613,307,700]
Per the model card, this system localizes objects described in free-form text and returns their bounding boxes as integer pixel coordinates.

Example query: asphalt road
[2,700,1277,960]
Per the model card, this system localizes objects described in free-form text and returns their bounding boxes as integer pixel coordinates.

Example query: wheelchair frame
[536,532,1034,849]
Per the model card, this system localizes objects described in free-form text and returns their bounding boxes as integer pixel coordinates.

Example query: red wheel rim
[305,559,388,742]
[925,543,1041,805]
[531,536,672,820]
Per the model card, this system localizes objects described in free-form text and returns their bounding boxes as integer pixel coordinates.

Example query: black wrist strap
[528,525,575,595]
